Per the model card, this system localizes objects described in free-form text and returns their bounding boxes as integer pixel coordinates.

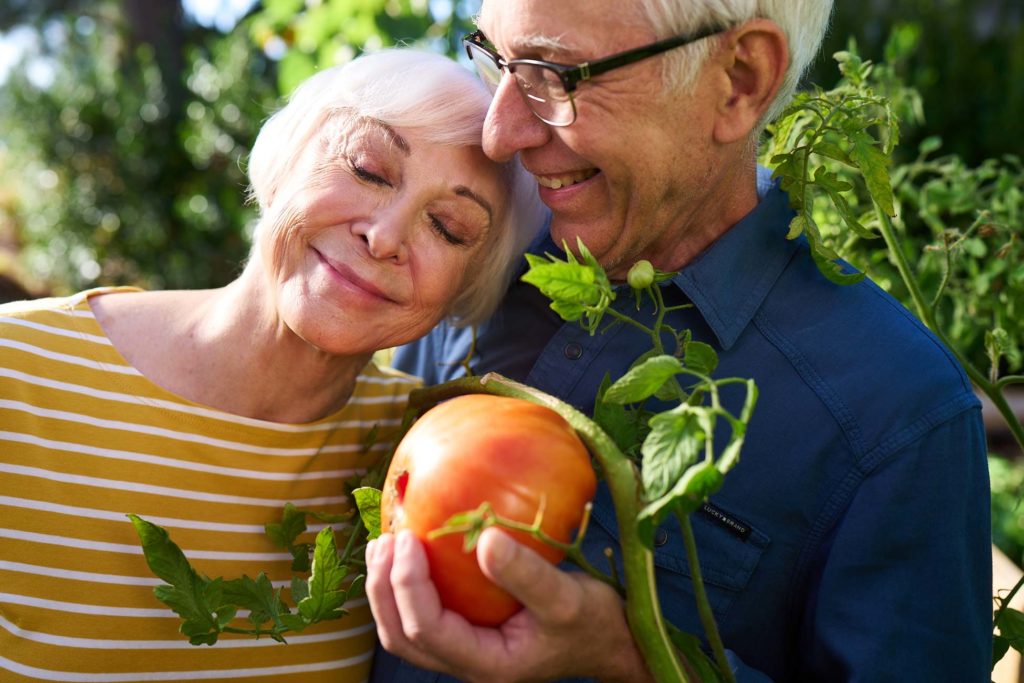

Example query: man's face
[477,0,728,279]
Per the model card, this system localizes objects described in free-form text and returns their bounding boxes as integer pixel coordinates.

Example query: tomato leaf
[640,406,705,500]
[665,622,725,683]
[637,461,725,547]
[683,341,718,377]
[521,241,615,332]
[353,487,383,540]
[265,503,312,571]
[849,130,896,217]
[604,355,683,405]
[265,503,307,548]
[221,573,290,639]
[521,258,600,307]
[128,514,229,645]
[296,527,349,623]
[593,373,645,459]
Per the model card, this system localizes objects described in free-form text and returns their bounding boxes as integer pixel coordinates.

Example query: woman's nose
[352,208,410,264]
[482,72,552,163]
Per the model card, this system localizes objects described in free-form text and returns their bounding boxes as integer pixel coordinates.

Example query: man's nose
[482,72,551,163]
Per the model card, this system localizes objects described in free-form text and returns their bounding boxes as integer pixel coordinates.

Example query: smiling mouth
[314,249,395,302]
[534,169,599,190]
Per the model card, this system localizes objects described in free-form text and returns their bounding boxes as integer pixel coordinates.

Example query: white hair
[247,49,545,326]
[638,0,834,126]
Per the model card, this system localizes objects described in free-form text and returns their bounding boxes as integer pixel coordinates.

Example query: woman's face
[261,115,505,355]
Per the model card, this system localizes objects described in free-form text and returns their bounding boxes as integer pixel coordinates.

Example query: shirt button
[654,529,669,547]
[563,343,583,360]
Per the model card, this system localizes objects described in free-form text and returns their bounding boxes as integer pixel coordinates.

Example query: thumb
[476,527,584,624]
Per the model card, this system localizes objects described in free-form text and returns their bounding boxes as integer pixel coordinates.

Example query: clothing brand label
[699,502,752,541]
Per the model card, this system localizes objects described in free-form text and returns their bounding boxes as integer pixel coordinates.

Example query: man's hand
[365,528,654,683]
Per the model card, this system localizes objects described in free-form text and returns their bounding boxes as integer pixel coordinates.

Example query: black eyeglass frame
[463,25,725,101]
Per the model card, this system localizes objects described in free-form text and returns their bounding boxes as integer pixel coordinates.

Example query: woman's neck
[91,279,373,424]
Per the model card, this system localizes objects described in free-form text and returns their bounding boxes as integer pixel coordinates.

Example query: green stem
[407,375,694,683]
[677,512,735,683]
[341,517,364,563]
[873,204,1024,456]
[605,306,660,341]
[994,572,1024,634]
[997,376,1024,390]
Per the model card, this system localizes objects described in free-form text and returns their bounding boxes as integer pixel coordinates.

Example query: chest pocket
[587,484,770,620]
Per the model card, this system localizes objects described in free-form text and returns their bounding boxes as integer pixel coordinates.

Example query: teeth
[536,169,598,189]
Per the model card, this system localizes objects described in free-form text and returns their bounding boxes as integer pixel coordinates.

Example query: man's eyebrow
[455,186,494,223]
[508,32,573,57]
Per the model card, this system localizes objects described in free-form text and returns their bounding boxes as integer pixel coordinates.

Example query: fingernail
[486,529,515,567]
[365,538,377,564]
[395,529,416,556]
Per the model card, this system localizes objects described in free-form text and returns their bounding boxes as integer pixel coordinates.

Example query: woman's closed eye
[352,164,392,187]
[428,214,467,247]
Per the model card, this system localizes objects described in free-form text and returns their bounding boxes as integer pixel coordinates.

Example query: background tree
[0,0,276,293]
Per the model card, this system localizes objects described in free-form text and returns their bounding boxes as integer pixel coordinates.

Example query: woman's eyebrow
[454,186,493,224]
[364,117,410,155]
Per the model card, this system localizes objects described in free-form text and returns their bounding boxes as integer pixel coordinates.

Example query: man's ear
[712,18,789,144]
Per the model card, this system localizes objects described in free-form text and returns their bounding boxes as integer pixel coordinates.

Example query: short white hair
[247,49,544,326]
[638,0,834,126]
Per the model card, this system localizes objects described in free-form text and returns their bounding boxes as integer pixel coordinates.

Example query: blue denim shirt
[377,176,992,682]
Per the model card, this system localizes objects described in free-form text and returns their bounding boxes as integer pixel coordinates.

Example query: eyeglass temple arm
[562,25,724,92]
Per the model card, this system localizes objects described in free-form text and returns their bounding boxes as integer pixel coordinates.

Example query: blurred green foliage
[249,0,478,94]
[762,30,1024,378]
[992,454,1024,565]
[813,0,1024,166]
[0,1,277,293]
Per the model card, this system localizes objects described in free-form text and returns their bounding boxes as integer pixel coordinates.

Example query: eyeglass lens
[466,42,575,126]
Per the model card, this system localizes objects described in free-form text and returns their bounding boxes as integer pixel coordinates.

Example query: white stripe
[0,496,351,537]
[0,368,403,433]
[0,560,300,590]
[0,560,162,586]
[0,401,381,458]
[0,496,266,533]
[0,612,375,650]
[0,316,111,345]
[0,652,372,681]
[0,463,347,508]
[0,428,363,480]
[0,590,366,619]
[0,593,170,617]
[0,338,139,374]
[0,528,293,561]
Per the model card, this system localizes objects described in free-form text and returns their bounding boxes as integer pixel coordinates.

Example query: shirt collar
[672,174,798,350]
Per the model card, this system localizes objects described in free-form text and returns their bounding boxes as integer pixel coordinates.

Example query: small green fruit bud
[627,260,655,290]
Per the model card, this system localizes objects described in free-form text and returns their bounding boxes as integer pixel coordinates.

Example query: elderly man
[366,1,992,681]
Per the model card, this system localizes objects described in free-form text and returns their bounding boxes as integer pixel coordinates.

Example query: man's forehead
[478,0,646,55]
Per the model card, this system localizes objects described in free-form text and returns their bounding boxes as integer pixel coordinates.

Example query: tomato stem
[677,511,735,683]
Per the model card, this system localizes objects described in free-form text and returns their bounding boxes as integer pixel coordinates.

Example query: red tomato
[380,394,597,626]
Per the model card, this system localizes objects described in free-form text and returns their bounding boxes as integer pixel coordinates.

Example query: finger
[389,530,452,637]
[389,531,500,670]
[476,527,587,626]
[366,533,454,671]
[364,534,403,645]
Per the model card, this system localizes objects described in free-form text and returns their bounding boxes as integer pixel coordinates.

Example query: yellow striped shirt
[0,288,420,682]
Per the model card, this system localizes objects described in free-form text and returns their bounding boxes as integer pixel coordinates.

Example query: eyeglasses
[464,27,724,127]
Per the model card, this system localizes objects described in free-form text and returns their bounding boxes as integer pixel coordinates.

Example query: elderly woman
[0,49,542,682]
